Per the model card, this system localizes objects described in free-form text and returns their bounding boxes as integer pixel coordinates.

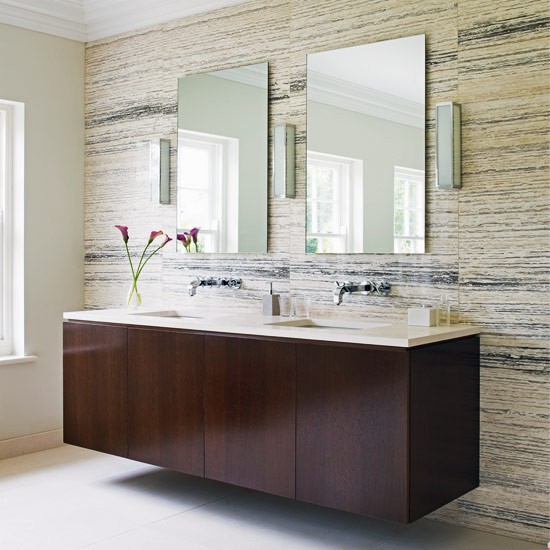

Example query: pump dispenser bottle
[262,282,280,316]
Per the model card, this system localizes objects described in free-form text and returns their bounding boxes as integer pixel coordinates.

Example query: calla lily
[116,225,173,307]
[177,233,190,246]
[177,233,191,252]
[160,235,173,247]
[189,227,200,243]
[148,230,164,244]
[115,225,129,243]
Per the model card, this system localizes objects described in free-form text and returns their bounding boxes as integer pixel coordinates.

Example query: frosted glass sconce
[150,138,170,204]
[435,102,461,189]
[273,123,295,198]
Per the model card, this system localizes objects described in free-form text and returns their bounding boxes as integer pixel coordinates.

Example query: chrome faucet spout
[332,279,391,305]
[188,277,202,297]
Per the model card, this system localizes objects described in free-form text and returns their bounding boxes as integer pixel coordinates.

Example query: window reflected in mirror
[307,35,425,254]
[177,63,268,253]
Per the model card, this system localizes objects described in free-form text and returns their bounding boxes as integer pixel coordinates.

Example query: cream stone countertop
[63,307,480,348]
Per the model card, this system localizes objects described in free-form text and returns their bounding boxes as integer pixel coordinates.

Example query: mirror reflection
[306,35,425,254]
[177,62,268,253]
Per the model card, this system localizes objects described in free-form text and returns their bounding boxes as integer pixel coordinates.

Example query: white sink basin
[266,318,389,332]
[129,310,202,319]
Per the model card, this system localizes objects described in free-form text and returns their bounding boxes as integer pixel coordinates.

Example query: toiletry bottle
[262,283,280,316]
[437,294,450,327]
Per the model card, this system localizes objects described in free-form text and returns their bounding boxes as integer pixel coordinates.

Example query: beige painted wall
[0,24,84,441]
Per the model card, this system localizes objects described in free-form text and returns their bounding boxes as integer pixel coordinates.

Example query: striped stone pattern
[84,0,549,543]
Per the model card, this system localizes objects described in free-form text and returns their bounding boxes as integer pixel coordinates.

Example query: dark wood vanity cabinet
[204,335,296,498]
[296,345,410,522]
[63,322,128,458]
[63,321,479,523]
[127,328,204,476]
[296,338,480,523]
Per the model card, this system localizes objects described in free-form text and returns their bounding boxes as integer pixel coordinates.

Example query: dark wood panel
[128,328,204,476]
[204,335,296,498]
[296,344,409,522]
[63,322,128,457]
[409,336,480,521]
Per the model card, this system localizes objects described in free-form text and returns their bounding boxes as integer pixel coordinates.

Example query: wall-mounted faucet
[333,280,391,305]
[188,277,242,297]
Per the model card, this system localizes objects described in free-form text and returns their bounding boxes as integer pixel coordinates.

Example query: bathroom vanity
[63,309,480,523]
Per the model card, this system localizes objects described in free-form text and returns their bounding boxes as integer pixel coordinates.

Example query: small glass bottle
[437,294,450,327]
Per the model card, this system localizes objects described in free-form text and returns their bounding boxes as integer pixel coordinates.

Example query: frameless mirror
[177,62,268,253]
[306,35,425,254]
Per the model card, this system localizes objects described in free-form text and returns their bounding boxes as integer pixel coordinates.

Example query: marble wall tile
[84,0,549,543]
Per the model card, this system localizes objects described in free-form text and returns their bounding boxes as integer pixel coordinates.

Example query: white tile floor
[0,445,544,550]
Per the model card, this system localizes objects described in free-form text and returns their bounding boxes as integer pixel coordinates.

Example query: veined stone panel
[84,0,549,543]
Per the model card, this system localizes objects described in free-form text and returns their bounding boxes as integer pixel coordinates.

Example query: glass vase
[127,280,143,308]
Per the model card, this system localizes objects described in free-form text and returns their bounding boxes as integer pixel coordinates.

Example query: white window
[307,151,363,253]
[177,130,238,253]
[0,100,24,357]
[393,166,425,253]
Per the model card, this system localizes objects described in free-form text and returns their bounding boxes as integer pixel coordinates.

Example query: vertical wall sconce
[435,102,461,189]
[150,138,170,204]
[273,123,296,198]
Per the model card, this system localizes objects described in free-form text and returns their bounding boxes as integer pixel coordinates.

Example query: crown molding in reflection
[308,71,424,129]
[212,65,267,88]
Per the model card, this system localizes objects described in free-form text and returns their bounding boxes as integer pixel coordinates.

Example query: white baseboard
[0,429,64,460]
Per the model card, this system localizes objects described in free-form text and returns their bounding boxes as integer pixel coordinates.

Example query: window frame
[393,166,425,254]
[0,99,24,358]
[307,151,363,253]
[177,129,239,253]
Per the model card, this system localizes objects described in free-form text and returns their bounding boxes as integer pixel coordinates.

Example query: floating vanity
[63,308,480,523]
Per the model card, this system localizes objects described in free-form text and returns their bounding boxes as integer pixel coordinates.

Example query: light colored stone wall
[84,0,549,543]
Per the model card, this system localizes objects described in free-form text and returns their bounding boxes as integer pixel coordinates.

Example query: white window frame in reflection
[307,151,363,254]
[393,166,425,254]
[177,129,239,253]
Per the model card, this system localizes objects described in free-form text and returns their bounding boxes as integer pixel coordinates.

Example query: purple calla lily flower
[115,225,129,243]
[189,227,200,244]
[177,233,190,246]
[148,230,164,244]
[160,234,173,247]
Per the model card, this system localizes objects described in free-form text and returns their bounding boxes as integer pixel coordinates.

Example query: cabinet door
[128,328,204,476]
[296,344,409,522]
[204,335,296,498]
[63,322,128,458]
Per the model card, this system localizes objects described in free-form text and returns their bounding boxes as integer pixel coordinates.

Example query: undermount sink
[266,318,389,331]
[129,310,202,319]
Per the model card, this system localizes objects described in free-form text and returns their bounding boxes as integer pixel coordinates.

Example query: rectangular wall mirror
[306,35,425,254]
[177,62,268,253]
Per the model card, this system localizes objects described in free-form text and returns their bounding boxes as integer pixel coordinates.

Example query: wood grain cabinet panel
[204,335,296,498]
[63,322,128,458]
[128,328,204,476]
[409,337,480,521]
[296,344,410,522]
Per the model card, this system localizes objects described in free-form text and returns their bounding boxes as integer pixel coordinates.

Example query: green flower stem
[135,243,165,280]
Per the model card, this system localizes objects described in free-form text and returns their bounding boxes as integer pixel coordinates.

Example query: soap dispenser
[262,283,280,316]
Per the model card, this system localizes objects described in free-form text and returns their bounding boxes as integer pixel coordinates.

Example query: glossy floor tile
[0,446,544,550]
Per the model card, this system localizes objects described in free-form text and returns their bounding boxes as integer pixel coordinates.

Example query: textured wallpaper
[84,0,549,543]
